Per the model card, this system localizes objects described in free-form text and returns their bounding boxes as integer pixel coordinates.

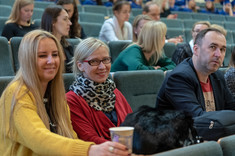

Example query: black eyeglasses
[83,57,111,66]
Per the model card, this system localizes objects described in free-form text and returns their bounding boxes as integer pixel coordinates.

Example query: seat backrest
[154,141,223,156]
[218,134,235,156]
[83,5,108,16]
[192,13,210,20]
[0,37,15,76]
[166,28,185,42]
[63,73,75,92]
[132,8,142,16]
[108,40,132,63]
[0,76,14,97]
[161,18,184,29]
[223,44,232,67]
[210,14,225,21]
[79,12,105,24]
[34,1,54,9]
[80,22,103,38]
[32,8,44,20]
[66,38,81,50]
[0,16,8,35]
[0,5,11,17]
[10,37,22,72]
[113,70,164,111]
[163,42,177,58]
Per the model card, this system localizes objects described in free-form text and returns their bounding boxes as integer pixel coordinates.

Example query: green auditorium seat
[79,12,105,24]
[0,37,15,76]
[166,28,185,42]
[153,141,223,156]
[161,18,184,29]
[80,22,102,38]
[108,40,132,63]
[0,76,14,96]
[132,8,142,16]
[34,1,54,9]
[192,13,210,20]
[210,14,225,21]
[172,11,192,19]
[163,42,176,58]
[0,5,11,17]
[218,135,235,156]
[113,70,165,111]
[83,5,108,16]
[32,8,44,20]
[0,16,8,35]
[10,37,22,72]
[223,44,232,67]
[224,22,235,31]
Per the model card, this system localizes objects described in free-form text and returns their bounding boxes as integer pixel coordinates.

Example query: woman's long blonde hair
[137,21,167,65]
[2,30,74,139]
[6,0,34,24]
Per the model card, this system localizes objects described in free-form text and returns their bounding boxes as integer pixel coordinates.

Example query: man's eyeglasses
[83,57,112,66]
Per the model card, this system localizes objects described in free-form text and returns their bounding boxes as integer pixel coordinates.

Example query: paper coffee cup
[109,127,134,153]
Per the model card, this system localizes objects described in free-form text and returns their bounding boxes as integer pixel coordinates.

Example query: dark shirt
[105,109,118,126]
[2,23,38,40]
[63,44,74,73]
[160,9,172,18]
[172,42,192,65]
[156,58,235,117]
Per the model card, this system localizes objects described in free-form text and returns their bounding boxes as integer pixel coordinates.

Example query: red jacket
[66,89,133,144]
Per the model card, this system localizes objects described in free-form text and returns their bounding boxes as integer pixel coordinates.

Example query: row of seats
[0,37,233,76]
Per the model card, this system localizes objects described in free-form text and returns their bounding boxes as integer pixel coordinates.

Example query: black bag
[193,110,235,141]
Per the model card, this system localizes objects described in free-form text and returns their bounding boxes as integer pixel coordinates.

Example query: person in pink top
[66,37,133,144]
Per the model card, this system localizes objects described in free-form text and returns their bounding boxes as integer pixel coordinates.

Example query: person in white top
[99,1,133,42]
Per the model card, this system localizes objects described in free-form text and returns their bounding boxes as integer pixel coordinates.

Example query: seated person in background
[57,0,86,39]
[99,1,132,42]
[200,0,219,14]
[169,0,180,11]
[172,21,210,65]
[41,5,73,73]
[111,21,176,72]
[132,14,152,42]
[2,0,38,41]
[232,0,235,14]
[156,28,235,117]
[219,1,234,16]
[122,106,202,155]
[66,37,132,144]
[153,0,178,19]
[0,30,129,156]
[142,2,183,44]
[187,0,200,12]
[210,24,227,36]
[224,47,235,98]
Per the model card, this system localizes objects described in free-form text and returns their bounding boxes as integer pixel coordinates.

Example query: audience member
[111,21,176,72]
[200,0,219,14]
[99,1,132,42]
[219,1,234,16]
[187,0,199,12]
[41,5,73,73]
[66,37,132,144]
[156,28,235,117]
[57,0,86,39]
[169,0,180,11]
[224,47,235,98]
[122,106,202,155]
[153,0,177,19]
[210,24,227,36]
[0,29,129,156]
[142,2,183,44]
[132,14,152,42]
[130,0,143,8]
[172,21,210,65]
[1,0,38,41]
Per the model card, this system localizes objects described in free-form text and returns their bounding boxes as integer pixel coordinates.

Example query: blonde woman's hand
[154,66,161,70]
[88,141,129,156]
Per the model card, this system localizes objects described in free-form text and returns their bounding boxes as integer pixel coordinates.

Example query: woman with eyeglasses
[66,37,132,145]
[99,0,132,42]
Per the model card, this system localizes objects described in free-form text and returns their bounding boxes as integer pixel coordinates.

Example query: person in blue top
[111,21,176,72]
[200,0,219,14]
[219,0,233,16]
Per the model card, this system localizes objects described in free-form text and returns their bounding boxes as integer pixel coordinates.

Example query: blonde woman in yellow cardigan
[0,30,129,156]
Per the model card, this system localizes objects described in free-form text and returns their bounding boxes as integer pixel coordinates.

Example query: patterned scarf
[69,75,116,113]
